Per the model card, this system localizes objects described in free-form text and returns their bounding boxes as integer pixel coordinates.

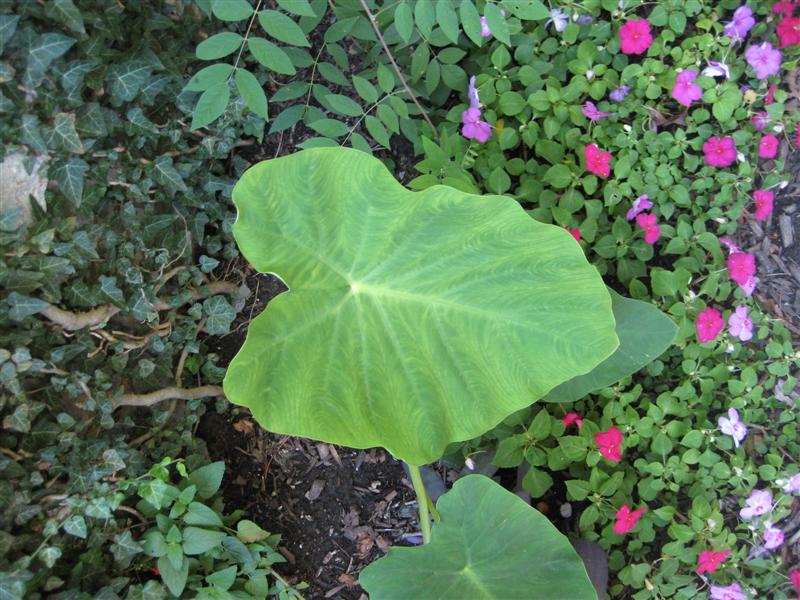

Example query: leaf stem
[408,464,432,544]
[230,0,264,78]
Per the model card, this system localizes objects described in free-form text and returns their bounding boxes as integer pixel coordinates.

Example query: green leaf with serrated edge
[51,158,88,206]
[326,93,361,117]
[395,1,413,43]
[223,148,617,465]
[235,69,268,119]
[484,2,510,45]
[360,476,595,598]
[50,112,83,153]
[276,0,316,16]
[191,81,230,129]
[184,63,234,92]
[544,289,676,403]
[500,0,550,19]
[196,32,243,60]
[248,37,295,75]
[258,10,310,47]
[436,0,459,44]
[153,156,189,194]
[211,0,253,21]
[0,15,20,52]
[6,292,49,321]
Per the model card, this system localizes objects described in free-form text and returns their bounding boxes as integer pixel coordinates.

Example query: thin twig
[115,385,224,408]
[357,0,438,140]
[230,0,265,77]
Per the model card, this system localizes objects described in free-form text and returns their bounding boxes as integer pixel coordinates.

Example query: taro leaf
[224,148,617,466]
[543,289,676,403]
[359,475,596,599]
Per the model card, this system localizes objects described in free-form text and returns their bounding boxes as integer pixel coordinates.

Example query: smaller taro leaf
[6,292,49,321]
[25,32,75,85]
[203,295,236,334]
[158,554,189,597]
[191,81,231,129]
[234,69,268,119]
[184,64,234,92]
[543,290,677,403]
[107,59,153,106]
[188,461,225,499]
[212,0,254,21]
[360,475,596,599]
[196,32,243,60]
[257,10,310,47]
[153,156,188,195]
[248,37,295,75]
[51,158,88,206]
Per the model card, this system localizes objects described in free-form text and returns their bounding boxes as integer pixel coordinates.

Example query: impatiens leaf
[360,475,596,599]
[224,148,617,465]
[544,290,676,403]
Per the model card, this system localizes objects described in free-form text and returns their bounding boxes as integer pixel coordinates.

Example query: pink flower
[745,42,782,79]
[765,83,777,105]
[728,306,753,342]
[696,549,731,574]
[626,194,653,221]
[751,111,769,130]
[753,190,774,221]
[614,504,646,534]
[584,143,611,178]
[724,6,755,43]
[595,426,623,462]
[773,1,796,17]
[671,70,702,107]
[565,227,581,242]
[740,489,773,520]
[759,134,779,158]
[619,19,653,55]
[696,307,724,343]
[710,583,746,600]
[480,16,491,37]
[791,568,800,593]
[777,16,800,47]
[741,276,758,296]
[582,100,613,121]
[703,136,737,167]
[461,107,492,143]
[763,522,784,550]
[727,252,756,288]
[635,213,660,245]
[562,412,583,428]
[719,236,741,254]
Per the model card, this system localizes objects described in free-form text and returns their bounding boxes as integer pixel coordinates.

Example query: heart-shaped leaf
[359,475,596,599]
[224,148,617,465]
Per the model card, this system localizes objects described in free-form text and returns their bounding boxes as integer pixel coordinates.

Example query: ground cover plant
[0,0,799,598]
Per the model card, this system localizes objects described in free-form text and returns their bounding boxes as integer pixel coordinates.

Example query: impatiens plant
[223,147,675,594]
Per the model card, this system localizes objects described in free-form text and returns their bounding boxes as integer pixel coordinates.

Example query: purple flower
[461,107,492,143]
[609,85,630,102]
[576,15,593,25]
[752,111,769,130]
[702,61,731,79]
[745,42,782,80]
[626,194,653,221]
[719,237,741,254]
[480,16,491,37]
[740,489,773,520]
[710,583,746,600]
[782,473,800,495]
[741,275,758,296]
[582,101,614,121]
[546,8,569,32]
[724,6,755,43]
[763,522,784,550]
[671,70,703,107]
[728,306,753,342]
[467,76,480,109]
[718,408,747,447]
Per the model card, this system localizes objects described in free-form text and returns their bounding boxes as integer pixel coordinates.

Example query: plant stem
[408,464,432,544]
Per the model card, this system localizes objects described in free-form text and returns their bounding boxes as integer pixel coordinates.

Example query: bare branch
[115,385,224,408]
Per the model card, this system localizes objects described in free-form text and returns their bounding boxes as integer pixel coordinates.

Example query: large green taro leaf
[543,289,676,403]
[360,474,596,599]
[224,147,617,465]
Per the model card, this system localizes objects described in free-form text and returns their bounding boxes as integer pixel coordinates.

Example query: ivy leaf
[107,59,152,105]
[99,276,126,307]
[203,295,235,334]
[234,68,268,119]
[196,32,243,60]
[248,37,295,75]
[211,0,253,21]
[51,158,88,206]
[184,63,234,92]
[111,531,143,568]
[25,32,75,85]
[191,82,230,129]
[21,114,47,153]
[49,112,84,153]
[0,15,21,53]
[6,292,48,321]
[49,0,86,34]
[3,404,31,433]
[153,156,188,195]
[63,515,88,539]
[258,10,310,47]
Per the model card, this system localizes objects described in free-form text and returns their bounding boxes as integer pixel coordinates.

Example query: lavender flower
[719,237,741,254]
[702,61,731,79]
[782,473,800,495]
[480,16,491,37]
[609,85,629,102]
[582,101,613,121]
[741,275,758,296]
[546,8,568,32]
[718,408,747,447]
[724,6,755,43]
[626,194,653,221]
[710,583,746,600]
[763,522,784,550]
[467,76,480,109]
[745,42,782,80]
[575,15,593,25]
[740,489,772,520]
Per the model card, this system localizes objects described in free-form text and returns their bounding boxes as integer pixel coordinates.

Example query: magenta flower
[763,522,784,550]
[584,144,611,178]
[626,194,653,221]
[461,107,492,143]
[728,306,753,342]
[703,136,737,167]
[759,134,779,158]
[720,236,741,254]
[753,190,774,221]
[727,251,756,288]
[609,85,629,102]
[671,70,702,107]
[582,100,614,121]
[718,408,748,447]
[745,42,782,79]
[724,6,755,43]
[710,583,746,600]
[751,111,769,130]
[696,307,724,343]
[635,213,660,245]
[782,473,800,495]
[619,19,653,55]
[480,16,491,37]
[702,61,731,79]
[740,489,772,520]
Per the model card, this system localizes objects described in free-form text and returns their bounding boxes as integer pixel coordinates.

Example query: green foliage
[360,475,596,599]
[223,147,618,465]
